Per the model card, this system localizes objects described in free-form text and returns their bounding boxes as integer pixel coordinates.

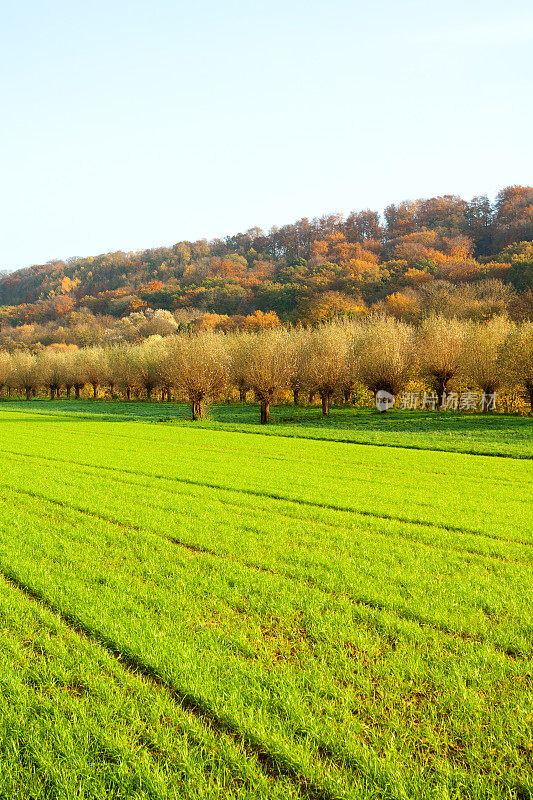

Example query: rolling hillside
[1,186,532,337]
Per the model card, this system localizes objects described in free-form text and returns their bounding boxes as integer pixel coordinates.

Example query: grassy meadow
[0,399,531,799]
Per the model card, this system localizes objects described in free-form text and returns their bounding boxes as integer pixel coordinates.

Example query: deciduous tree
[499,322,533,410]
[166,333,229,419]
[459,315,513,399]
[301,324,350,415]
[11,352,40,400]
[417,315,468,398]
[234,329,294,423]
[351,316,415,401]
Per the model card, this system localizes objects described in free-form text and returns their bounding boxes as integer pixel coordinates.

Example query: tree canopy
[0,185,532,346]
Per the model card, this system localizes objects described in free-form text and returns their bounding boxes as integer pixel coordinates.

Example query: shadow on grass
[0,398,531,457]
[1,397,530,427]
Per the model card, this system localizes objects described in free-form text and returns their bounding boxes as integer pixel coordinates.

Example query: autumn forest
[0,184,532,349]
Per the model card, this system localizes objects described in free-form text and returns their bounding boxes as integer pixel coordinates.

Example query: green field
[0,401,532,799]
[2,398,532,457]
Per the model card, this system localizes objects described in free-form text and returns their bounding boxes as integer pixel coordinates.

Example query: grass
[1,397,532,458]
[0,577,296,800]
[0,402,531,798]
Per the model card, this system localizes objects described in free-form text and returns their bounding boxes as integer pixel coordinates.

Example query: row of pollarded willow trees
[0,315,532,422]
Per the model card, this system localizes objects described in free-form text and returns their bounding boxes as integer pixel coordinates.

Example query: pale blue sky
[1,0,532,272]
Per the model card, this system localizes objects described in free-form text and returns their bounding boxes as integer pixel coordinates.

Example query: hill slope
[1,186,532,333]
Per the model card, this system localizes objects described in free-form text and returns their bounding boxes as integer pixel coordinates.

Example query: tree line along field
[0,402,531,799]
[1,316,533,423]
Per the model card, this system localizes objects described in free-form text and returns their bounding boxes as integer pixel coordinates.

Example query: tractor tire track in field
[20,457,526,569]
[0,589,284,796]
[2,429,528,493]
[4,417,532,493]
[1,446,527,546]
[0,569,338,800]
[2,569,528,800]
[186,422,533,461]
[0,484,528,661]
[2,447,533,565]
[41,462,531,567]
[9,407,529,460]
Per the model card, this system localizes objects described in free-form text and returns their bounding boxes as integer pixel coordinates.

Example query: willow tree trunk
[25,388,31,401]
[239,388,247,403]
[192,400,204,421]
[320,391,331,416]
[293,388,299,406]
[66,385,71,399]
[482,385,497,413]
[92,383,98,399]
[146,387,152,401]
[260,401,270,425]
[528,384,533,412]
[126,388,131,401]
[343,389,352,405]
[434,376,447,402]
